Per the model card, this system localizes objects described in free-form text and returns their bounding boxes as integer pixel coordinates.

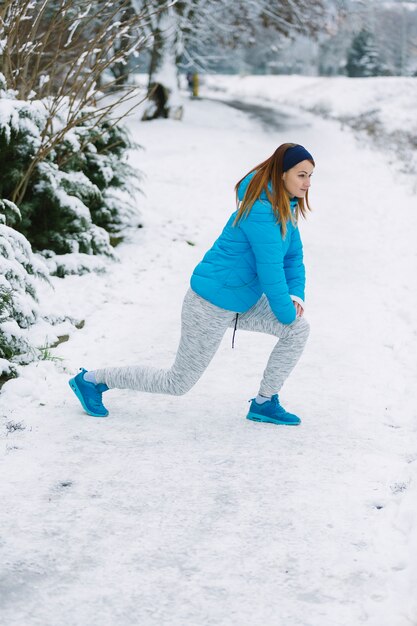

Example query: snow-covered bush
[0,80,141,267]
[0,199,49,379]
[53,119,142,242]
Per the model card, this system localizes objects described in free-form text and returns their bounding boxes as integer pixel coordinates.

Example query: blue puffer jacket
[190,172,306,324]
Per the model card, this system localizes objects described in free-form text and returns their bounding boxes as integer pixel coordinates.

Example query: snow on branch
[0,0,152,206]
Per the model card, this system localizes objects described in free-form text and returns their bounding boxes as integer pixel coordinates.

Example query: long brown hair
[233,143,314,237]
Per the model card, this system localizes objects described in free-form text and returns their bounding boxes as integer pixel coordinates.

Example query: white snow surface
[202,74,417,135]
[1,86,417,626]
[202,74,417,187]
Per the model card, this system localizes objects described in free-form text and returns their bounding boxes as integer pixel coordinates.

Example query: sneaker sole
[246,412,301,426]
[68,379,109,418]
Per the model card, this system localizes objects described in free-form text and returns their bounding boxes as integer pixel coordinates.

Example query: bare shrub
[0,0,151,204]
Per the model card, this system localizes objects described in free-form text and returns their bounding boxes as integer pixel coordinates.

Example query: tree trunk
[142,6,183,121]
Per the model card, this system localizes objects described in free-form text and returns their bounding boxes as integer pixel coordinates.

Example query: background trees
[133,0,328,119]
[130,0,417,112]
[346,28,388,77]
[318,0,417,77]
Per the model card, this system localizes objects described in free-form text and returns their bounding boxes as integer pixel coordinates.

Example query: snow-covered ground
[202,74,417,136]
[202,74,417,187]
[1,81,417,625]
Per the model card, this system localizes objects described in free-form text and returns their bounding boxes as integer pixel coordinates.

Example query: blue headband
[283,145,314,172]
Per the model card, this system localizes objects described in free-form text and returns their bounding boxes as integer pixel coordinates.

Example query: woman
[69,143,314,426]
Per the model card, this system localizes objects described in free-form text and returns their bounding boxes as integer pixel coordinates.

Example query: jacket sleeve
[284,226,306,301]
[239,201,296,325]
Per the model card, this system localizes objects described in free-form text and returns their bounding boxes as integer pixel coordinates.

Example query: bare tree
[0,0,150,204]
[132,0,328,120]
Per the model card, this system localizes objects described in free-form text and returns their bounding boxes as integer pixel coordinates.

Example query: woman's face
[282,160,314,198]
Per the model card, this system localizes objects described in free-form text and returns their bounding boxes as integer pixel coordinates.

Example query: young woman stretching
[69,143,314,425]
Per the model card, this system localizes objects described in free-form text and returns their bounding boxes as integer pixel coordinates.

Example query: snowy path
[1,97,417,626]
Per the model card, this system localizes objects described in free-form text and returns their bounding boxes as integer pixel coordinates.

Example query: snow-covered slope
[203,74,417,187]
[1,91,416,625]
[203,74,417,134]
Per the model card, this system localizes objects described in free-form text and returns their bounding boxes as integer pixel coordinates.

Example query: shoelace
[88,385,106,411]
[270,395,287,416]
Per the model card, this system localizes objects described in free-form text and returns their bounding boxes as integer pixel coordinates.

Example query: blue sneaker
[69,368,109,417]
[246,394,301,426]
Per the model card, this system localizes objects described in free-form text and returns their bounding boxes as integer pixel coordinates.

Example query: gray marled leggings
[95,288,309,396]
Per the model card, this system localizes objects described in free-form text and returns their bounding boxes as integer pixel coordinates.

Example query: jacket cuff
[290,295,305,310]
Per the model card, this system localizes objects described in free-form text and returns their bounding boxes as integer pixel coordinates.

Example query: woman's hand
[293,301,304,317]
